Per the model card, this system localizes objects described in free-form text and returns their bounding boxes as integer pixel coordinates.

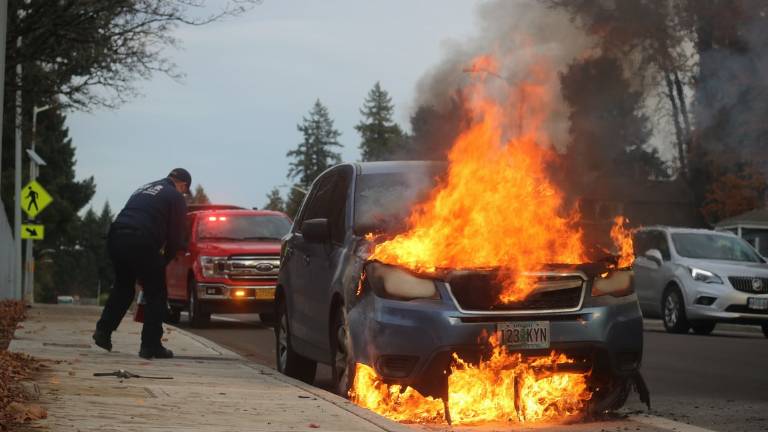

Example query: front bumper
[348,284,643,393]
[196,283,276,314]
[685,281,768,323]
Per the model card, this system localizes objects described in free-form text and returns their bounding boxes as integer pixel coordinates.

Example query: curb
[168,323,414,432]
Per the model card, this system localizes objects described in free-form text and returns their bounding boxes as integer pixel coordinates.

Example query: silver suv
[633,226,768,337]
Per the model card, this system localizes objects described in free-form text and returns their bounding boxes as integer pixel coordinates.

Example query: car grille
[447,271,585,313]
[728,277,768,294]
[225,255,280,282]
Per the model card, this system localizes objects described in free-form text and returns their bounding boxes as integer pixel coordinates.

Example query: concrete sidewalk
[9,304,411,432]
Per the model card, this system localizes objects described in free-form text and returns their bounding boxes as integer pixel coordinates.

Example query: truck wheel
[691,321,716,335]
[166,307,181,324]
[275,299,316,383]
[330,306,355,397]
[761,323,768,338]
[188,279,210,328]
[662,287,690,334]
[259,313,276,326]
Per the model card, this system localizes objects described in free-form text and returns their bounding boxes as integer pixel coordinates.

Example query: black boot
[139,345,174,359]
[92,329,112,352]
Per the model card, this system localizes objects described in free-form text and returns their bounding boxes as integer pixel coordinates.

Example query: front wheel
[662,287,690,334]
[762,323,768,338]
[330,306,355,397]
[188,279,210,328]
[259,312,276,326]
[588,377,630,415]
[691,321,716,335]
[275,299,316,383]
[166,306,181,324]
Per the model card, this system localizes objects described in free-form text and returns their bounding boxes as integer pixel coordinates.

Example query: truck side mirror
[302,218,329,243]
[644,249,663,267]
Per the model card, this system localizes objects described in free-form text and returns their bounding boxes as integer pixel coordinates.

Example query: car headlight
[592,270,634,297]
[365,262,439,300]
[689,267,723,284]
[199,256,226,278]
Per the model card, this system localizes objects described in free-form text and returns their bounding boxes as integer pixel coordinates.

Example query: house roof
[716,208,768,227]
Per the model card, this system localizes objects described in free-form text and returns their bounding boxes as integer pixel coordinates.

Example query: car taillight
[591,270,634,297]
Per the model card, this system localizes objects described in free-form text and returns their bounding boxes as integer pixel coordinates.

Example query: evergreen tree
[96,202,115,297]
[284,187,307,220]
[263,187,286,213]
[287,99,342,189]
[190,184,211,204]
[355,82,404,161]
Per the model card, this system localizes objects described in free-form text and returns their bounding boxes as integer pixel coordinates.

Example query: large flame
[370,59,587,301]
[610,216,635,268]
[350,335,591,425]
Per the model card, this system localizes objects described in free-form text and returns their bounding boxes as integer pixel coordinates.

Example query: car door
[283,174,332,353]
[646,230,674,310]
[632,231,655,313]
[166,214,195,301]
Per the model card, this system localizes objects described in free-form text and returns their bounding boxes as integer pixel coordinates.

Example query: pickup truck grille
[225,255,280,281]
[728,277,768,294]
[447,271,585,313]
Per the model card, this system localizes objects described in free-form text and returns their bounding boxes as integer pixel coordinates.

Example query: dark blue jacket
[112,178,187,260]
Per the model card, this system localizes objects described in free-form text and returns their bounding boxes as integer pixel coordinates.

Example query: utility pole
[13,35,22,300]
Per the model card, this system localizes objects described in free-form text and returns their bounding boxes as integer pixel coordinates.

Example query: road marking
[629,414,719,432]
[210,314,243,323]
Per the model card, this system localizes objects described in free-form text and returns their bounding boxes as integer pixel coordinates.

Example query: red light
[219,216,227,221]
[208,216,217,221]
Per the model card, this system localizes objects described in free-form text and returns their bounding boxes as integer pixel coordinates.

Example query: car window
[671,233,762,263]
[633,231,649,257]
[327,173,349,244]
[197,215,291,241]
[640,230,671,261]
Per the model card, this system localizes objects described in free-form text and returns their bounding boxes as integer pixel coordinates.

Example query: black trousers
[96,230,167,348]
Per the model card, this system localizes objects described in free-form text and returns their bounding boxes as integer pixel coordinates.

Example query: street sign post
[21,180,52,219]
[20,224,44,240]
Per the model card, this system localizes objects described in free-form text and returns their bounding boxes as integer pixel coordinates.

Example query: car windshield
[671,233,763,262]
[197,215,291,241]
[354,168,445,235]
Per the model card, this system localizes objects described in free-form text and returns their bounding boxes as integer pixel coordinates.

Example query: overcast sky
[67,1,477,213]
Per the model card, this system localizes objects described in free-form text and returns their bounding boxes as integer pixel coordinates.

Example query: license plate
[497,321,550,350]
[254,288,276,300]
[748,297,768,310]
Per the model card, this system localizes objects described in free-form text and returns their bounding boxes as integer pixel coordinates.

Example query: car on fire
[633,226,768,337]
[165,204,291,327]
[275,162,648,414]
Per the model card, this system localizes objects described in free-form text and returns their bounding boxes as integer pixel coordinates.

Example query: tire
[275,299,316,383]
[166,306,181,324]
[691,321,716,335]
[259,312,276,326]
[662,287,690,334]
[330,306,355,397]
[589,377,630,415]
[188,279,210,328]
[761,323,768,338]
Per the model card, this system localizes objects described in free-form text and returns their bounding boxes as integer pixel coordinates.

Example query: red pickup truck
[165,205,291,327]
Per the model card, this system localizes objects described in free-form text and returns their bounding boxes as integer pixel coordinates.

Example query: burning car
[275,161,648,424]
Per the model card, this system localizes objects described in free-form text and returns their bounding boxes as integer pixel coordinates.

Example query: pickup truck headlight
[689,267,723,284]
[366,262,439,300]
[199,256,226,278]
[592,270,634,297]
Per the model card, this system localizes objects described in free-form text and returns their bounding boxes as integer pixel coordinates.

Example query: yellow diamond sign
[21,180,53,219]
[21,224,44,240]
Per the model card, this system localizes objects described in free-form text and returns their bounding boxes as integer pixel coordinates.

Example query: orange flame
[350,335,591,425]
[610,216,634,268]
[370,59,586,301]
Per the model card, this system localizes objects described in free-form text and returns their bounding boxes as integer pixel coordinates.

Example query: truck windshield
[354,167,444,235]
[671,233,763,262]
[197,215,291,241]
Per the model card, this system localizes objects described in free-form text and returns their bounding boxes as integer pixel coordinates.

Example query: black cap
[168,168,192,187]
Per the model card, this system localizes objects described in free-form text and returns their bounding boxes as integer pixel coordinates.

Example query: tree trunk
[665,71,687,177]
[673,69,692,154]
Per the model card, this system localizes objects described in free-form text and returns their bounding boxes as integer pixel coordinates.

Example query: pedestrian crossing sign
[21,224,44,240]
[21,180,53,219]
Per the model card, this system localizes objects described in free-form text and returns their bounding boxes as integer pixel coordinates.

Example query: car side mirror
[644,249,663,267]
[302,218,329,243]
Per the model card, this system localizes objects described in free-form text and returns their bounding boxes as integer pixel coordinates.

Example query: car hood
[196,240,281,256]
[678,257,768,278]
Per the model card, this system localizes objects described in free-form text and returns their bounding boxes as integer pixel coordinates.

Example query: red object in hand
[133,290,145,323]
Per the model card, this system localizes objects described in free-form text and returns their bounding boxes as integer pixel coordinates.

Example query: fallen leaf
[309,423,320,428]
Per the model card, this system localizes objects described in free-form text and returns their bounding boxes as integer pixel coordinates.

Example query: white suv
[632,226,768,337]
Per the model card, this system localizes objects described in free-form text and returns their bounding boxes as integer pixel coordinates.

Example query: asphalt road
[179,314,768,432]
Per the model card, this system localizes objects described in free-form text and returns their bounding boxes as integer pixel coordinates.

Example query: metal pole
[0,0,8,194]
[25,106,46,304]
[13,35,22,300]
